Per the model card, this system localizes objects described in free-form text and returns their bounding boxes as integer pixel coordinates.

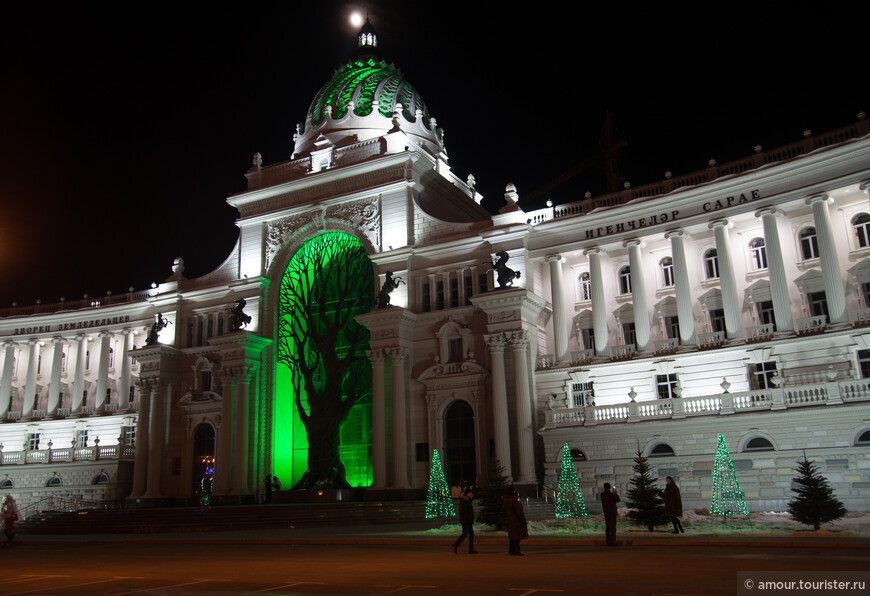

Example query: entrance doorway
[193,423,215,497]
[443,400,476,486]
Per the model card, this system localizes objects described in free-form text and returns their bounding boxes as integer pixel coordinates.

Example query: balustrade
[653,338,679,354]
[0,442,134,466]
[746,324,774,342]
[698,331,726,348]
[570,349,594,363]
[854,308,870,326]
[609,344,636,360]
[796,315,828,334]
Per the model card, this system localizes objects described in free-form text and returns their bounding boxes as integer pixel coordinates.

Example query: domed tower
[292,19,445,161]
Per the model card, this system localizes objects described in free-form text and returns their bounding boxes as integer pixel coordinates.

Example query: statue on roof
[145,313,170,345]
[229,298,252,331]
[377,271,405,309]
[485,251,522,288]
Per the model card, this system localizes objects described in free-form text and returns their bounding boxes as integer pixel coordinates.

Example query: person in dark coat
[504,486,528,555]
[660,476,684,534]
[600,482,620,546]
[264,474,272,504]
[452,481,478,554]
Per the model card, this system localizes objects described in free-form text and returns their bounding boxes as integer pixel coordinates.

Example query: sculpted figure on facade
[228,299,252,331]
[376,271,405,308]
[145,314,169,346]
[485,251,521,288]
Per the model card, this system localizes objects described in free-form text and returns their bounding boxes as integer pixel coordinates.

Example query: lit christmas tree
[710,433,748,517]
[425,449,456,519]
[555,443,587,518]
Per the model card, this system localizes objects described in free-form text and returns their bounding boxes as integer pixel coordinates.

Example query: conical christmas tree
[626,448,668,530]
[476,459,510,530]
[425,449,456,519]
[710,433,748,516]
[787,455,846,531]
[556,443,587,518]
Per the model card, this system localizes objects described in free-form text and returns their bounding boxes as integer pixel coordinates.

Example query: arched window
[853,213,870,248]
[47,475,62,487]
[0,478,13,489]
[704,248,719,279]
[93,472,110,484]
[744,437,774,452]
[569,447,586,461]
[660,257,674,287]
[618,266,631,295]
[749,237,767,270]
[799,227,819,260]
[649,443,675,457]
[578,272,592,302]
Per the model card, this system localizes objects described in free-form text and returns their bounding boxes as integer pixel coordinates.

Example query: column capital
[859,180,870,193]
[119,327,133,336]
[365,348,387,365]
[545,254,562,263]
[485,334,507,352]
[806,194,830,206]
[507,330,529,349]
[51,336,65,344]
[387,346,409,362]
[2,340,17,348]
[708,219,730,230]
[583,247,603,257]
[622,238,643,249]
[75,333,87,341]
[754,206,781,218]
[26,338,39,346]
[664,229,688,240]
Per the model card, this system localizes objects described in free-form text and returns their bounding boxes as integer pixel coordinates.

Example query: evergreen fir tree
[626,448,668,531]
[556,443,588,518]
[710,434,748,517]
[425,449,455,518]
[787,456,847,531]
[476,459,510,530]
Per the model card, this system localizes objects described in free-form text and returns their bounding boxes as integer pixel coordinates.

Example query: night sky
[0,2,863,307]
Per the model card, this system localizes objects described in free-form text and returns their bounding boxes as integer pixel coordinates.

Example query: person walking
[504,486,528,556]
[2,495,19,546]
[660,476,684,534]
[600,482,620,547]
[452,481,478,554]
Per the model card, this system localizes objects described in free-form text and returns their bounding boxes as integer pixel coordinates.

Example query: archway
[443,400,476,486]
[274,231,374,490]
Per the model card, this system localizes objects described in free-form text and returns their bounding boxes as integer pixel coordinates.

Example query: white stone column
[427,273,437,312]
[71,334,87,414]
[665,230,696,344]
[807,195,847,323]
[458,268,467,306]
[143,380,165,498]
[625,240,651,350]
[584,248,609,356]
[441,272,451,308]
[95,331,112,412]
[368,349,387,489]
[0,342,16,420]
[214,371,233,494]
[508,331,535,484]
[709,220,742,339]
[47,337,65,416]
[756,208,794,331]
[118,330,133,410]
[22,339,39,418]
[547,255,568,363]
[130,379,151,497]
[486,335,512,479]
[232,368,252,494]
[389,347,409,489]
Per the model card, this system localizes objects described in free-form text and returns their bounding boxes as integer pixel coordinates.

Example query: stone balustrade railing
[541,378,870,429]
[0,443,136,465]
[796,315,828,334]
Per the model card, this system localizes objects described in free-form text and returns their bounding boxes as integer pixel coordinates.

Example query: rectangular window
[436,282,445,310]
[464,274,473,305]
[808,291,829,319]
[581,327,594,351]
[27,433,40,450]
[478,273,488,295]
[749,361,777,390]
[656,373,679,399]
[217,316,224,336]
[422,283,431,312]
[858,349,870,379]
[450,278,459,308]
[664,316,680,340]
[197,321,203,347]
[187,322,194,347]
[201,370,212,392]
[571,382,594,408]
[757,300,776,330]
[122,425,136,446]
[447,338,463,363]
[207,318,214,339]
[622,322,637,346]
[863,283,870,308]
[76,429,88,448]
[710,308,726,334]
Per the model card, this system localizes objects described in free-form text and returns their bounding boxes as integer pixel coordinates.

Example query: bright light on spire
[349,12,363,27]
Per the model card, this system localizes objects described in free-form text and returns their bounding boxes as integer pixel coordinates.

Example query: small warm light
[349,12,363,27]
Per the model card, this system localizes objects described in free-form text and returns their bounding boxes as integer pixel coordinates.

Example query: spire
[353,17,381,61]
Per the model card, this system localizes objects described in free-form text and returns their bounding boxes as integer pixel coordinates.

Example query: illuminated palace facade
[2,28,870,512]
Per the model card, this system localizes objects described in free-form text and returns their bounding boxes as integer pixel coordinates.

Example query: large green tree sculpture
[278,232,374,489]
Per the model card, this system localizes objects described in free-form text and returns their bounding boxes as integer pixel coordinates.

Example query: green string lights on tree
[555,443,587,518]
[425,449,456,519]
[710,433,748,516]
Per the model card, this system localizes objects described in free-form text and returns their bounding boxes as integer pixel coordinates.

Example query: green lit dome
[293,56,444,159]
